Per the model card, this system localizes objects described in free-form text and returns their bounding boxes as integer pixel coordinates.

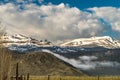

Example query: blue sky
[0,0,120,41]
[44,0,120,9]
[1,0,120,9]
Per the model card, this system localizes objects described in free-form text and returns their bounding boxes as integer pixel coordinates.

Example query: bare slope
[9,50,85,76]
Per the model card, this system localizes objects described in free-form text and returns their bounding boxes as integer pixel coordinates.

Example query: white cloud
[16,0,25,3]
[89,7,120,32]
[42,50,120,70]
[79,56,97,61]
[16,0,44,3]
[0,3,110,41]
[42,49,96,70]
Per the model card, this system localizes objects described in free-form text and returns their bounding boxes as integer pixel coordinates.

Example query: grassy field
[29,76,120,80]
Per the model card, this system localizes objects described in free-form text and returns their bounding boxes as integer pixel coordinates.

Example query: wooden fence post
[16,63,19,80]
[60,75,61,80]
[11,76,13,80]
[48,75,50,80]
[20,75,23,80]
[27,73,29,80]
[98,75,100,80]
[23,75,25,80]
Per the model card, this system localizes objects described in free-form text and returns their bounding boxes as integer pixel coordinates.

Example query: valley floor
[30,76,120,80]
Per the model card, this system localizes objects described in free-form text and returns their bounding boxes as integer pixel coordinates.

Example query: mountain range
[1,34,120,76]
[1,34,120,49]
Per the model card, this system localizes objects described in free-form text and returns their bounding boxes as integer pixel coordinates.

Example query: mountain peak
[0,34,53,47]
[60,36,120,49]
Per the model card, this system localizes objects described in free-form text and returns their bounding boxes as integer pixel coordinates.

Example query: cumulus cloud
[88,7,120,32]
[0,3,108,41]
[2,3,120,41]
[16,0,44,4]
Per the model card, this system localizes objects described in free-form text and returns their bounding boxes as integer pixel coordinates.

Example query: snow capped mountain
[0,34,53,47]
[60,36,120,49]
[2,34,30,42]
[1,35,120,53]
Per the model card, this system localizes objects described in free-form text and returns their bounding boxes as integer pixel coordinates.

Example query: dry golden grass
[29,76,120,80]
[30,76,47,80]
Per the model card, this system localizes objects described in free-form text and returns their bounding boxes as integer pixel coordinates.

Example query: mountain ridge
[0,34,53,47]
[60,36,120,49]
[1,34,120,49]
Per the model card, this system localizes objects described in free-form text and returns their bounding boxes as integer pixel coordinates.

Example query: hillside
[4,49,86,76]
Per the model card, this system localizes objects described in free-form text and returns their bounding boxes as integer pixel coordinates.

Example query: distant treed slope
[5,49,86,76]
